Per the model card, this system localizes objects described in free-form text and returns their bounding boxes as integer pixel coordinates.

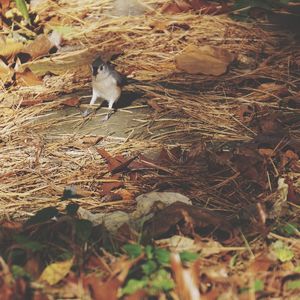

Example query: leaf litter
[0,0,300,299]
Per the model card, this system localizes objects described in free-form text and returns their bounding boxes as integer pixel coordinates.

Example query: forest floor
[0,0,300,299]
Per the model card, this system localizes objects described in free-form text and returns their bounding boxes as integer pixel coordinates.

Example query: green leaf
[123,244,143,259]
[294,265,300,273]
[50,26,74,39]
[271,240,294,262]
[142,260,157,275]
[14,0,30,24]
[75,219,93,244]
[286,279,300,290]
[280,223,299,237]
[180,251,199,263]
[121,279,147,295]
[154,248,170,265]
[145,245,153,259]
[14,235,44,252]
[11,265,31,279]
[149,269,175,293]
[229,254,238,268]
[253,279,264,292]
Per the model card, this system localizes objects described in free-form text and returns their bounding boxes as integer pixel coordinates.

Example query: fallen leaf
[258,148,275,158]
[147,99,163,112]
[175,45,235,75]
[97,148,121,171]
[143,202,233,242]
[102,176,124,194]
[171,253,200,300]
[15,0,30,23]
[111,155,139,175]
[20,35,53,60]
[16,68,43,86]
[0,38,24,58]
[117,189,133,200]
[238,104,257,124]
[0,0,10,11]
[258,112,283,135]
[258,83,290,98]
[156,235,223,257]
[0,107,14,117]
[285,177,300,204]
[271,240,294,263]
[149,20,169,32]
[80,136,103,145]
[83,275,120,300]
[161,3,184,14]
[62,97,80,107]
[19,98,44,107]
[248,253,275,274]
[39,257,74,285]
[0,59,13,83]
[175,0,192,11]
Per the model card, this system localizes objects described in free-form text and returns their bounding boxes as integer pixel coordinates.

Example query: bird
[83,56,126,120]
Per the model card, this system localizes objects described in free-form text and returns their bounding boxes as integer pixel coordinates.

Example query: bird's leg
[82,90,98,117]
[100,100,116,121]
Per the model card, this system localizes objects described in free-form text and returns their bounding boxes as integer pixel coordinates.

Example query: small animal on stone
[83,57,126,120]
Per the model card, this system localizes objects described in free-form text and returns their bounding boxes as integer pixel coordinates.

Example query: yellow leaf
[0,39,24,58]
[175,45,235,76]
[16,68,43,86]
[39,257,74,285]
[0,60,13,83]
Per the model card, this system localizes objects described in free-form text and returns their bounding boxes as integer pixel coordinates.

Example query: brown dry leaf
[280,149,297,171]
[0,220,22,230]
[147,99,163,112]
[143,202,233,242]
[111,155,139,175]
[117,189,133,201]
[258,148,275,158]
[171,253,201,300]
[258,83,290,98]
[175,45,235,75]
[0,59,13,83]
[175,0,192,11]
[33,291,50,300]
[161,2,185,14]
[20,35,53,60]
[102,177,124,195]
[258,113,283,135]
[191,0,224,14]
[0,0,10,11]
[97,148,121,171]
[248,253,275,274]
[80,136,103,146]
[83,275,120,300]
[125,290,147,300]
[24,257,42,279]
[188,142,206,160]
[233,154,267,188]
[62,97,80,107]
[149,20,169,31]
[19,97,44,107]
[286,177,300,204]
[0,39,23,58]
[16,69,43,86]
[238,104,256,124]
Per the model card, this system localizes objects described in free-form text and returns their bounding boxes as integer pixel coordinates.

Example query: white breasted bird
[83,57,126,120]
